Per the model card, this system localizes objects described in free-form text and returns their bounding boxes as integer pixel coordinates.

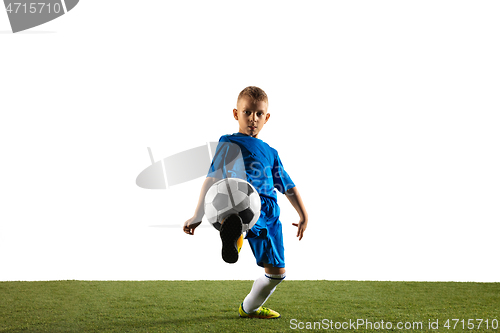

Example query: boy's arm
[285,186,308,240]
[183,177,218,235]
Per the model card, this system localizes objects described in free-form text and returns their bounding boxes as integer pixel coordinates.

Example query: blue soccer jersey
[207,132,295,268]
[207,133,295,202]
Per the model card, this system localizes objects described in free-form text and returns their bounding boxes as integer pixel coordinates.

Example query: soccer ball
[204,178,261,232]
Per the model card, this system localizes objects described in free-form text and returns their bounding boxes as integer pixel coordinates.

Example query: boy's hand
[292,219,307,240]
[183,216,202,235]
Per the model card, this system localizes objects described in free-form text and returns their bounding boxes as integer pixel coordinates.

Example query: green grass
[1,281,499,332]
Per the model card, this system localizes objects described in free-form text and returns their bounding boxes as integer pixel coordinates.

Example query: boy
[183,86,308,319]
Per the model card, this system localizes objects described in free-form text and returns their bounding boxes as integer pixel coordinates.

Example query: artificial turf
[1,280,498,332]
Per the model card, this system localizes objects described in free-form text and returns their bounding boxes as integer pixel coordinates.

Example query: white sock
[242,273,286,313]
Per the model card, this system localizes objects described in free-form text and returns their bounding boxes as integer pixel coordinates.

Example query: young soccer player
[183,86,308,319]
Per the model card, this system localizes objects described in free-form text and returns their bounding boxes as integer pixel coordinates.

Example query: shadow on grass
[75,313,271,333]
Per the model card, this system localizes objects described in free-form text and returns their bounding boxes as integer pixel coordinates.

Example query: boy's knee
[264,264,285,275]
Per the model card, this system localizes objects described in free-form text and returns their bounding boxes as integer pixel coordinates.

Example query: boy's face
[233,96,270,138]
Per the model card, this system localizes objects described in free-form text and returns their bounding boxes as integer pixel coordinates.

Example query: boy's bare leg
[264,264,285,275]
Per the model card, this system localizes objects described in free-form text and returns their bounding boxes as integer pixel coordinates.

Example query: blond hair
[237,86,268,106]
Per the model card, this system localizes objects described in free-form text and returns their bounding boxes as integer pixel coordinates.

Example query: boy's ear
[233,108,238,120]
[265,112,270,123]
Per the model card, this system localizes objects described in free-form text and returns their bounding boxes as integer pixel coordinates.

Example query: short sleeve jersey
[207,133,295,203]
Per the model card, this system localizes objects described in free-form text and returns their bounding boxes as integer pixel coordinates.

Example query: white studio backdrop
[0,1,499,282]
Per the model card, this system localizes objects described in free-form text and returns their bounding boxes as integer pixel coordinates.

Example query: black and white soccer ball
[204,178,261,232]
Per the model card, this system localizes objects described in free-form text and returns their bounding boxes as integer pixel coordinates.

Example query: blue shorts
[245,196,285,268]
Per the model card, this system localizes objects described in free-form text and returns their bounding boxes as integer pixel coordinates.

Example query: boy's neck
[238,131,258,139]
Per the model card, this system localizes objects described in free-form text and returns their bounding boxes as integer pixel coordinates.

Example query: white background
[1,1,499,282]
